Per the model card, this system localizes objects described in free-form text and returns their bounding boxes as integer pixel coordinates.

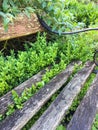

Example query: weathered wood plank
[67,74,98,130]
[30,61,95,130]
[0,69,47,115]
[0,13,43,41]
[0,61,81,130]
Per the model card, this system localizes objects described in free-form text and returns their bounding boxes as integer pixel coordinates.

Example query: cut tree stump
[0,13,44,42]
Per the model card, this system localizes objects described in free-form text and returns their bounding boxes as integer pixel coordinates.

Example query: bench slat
[67,74,98,130]
[0,62,79,130]
[30,61,95,130]
[0,69,47,115]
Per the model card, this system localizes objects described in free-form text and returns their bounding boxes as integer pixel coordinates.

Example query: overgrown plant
[92,114,98,130]
[0,30,97,97]
[0,33,58,96]
[0,0,97,31]
[0,58,66,121]
[0,29,97,121]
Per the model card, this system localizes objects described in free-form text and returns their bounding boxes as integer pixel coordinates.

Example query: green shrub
[0,33,58,96]
[0,30,97,96]
[0,0,98,31]
[92,114,98,130]
[67,1,98,27]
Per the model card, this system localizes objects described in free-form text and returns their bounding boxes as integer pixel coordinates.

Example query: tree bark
[0,13,44,42]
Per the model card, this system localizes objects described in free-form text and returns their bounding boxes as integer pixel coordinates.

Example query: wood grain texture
[0,62,80,130]
[30,61,95,130]
[0,13,43,41]
[0,69,47,115]
[67,74,98,130]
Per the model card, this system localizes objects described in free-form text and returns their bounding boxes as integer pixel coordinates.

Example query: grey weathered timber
[0,62,80,130]
[0,69,47,115]
[67,74,98,130]
[30,61,95,130]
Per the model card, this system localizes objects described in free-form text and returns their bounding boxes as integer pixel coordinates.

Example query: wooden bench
[0,61,97,130]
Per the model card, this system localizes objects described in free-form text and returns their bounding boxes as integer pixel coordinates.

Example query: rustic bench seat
[0,61,97,130]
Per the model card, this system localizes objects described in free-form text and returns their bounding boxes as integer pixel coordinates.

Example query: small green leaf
[3,17,10,31]
[56,125,66,130]
[92,126,97,130]
[42,2,47,8]
[0,11,6,18]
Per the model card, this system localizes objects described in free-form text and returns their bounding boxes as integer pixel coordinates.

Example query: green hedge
[0,34,58,96]
[0,30,97,96]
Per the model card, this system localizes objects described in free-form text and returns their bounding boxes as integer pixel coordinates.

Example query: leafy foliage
[0,30,97,122]
[0,0,98,128]
[0,30,97,97]
[0,0,98,31]
[92,114,98,130]
[65,0,98,27]
[34,0,98,32]
[0,33,58,96]
[56,125,66,130]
